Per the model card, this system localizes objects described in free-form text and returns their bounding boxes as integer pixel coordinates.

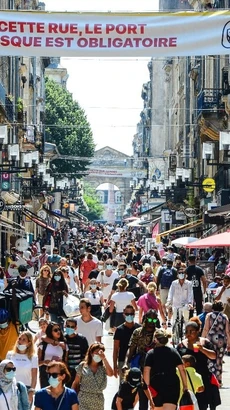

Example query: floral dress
[206,311,228,383]
[75,362,107,410]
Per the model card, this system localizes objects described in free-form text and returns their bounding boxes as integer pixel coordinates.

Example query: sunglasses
[47,372,61,378]
[146,318,158,323]
[53,328,61,332]
[66,325,75,329]
[5,367,16,372]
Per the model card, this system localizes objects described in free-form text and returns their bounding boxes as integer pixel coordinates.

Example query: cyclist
[166,269,193,327]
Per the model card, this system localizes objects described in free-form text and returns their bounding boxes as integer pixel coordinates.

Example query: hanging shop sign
[1,11,230,57]
[202,178,216,193]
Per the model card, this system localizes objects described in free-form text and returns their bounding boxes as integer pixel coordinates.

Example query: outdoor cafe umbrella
[186,231,230,248]
[171,237,198,247]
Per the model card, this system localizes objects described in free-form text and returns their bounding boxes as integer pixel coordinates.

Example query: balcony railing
[197,88,224,117]
[5,96,14,122]
[0,83,6,109]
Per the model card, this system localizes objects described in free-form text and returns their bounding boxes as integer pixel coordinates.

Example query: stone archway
[83,146,132,220]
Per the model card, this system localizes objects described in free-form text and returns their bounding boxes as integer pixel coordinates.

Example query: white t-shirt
[38,343,68,361]
[84,290,103,305]
[67,266,77,292]
[111,291,135,313]
[72,227,77,236]
[215,286,230,304]
[96,271,119,299]
[113,234,120,243]
[6,352,38,387]
[76,317,103,346]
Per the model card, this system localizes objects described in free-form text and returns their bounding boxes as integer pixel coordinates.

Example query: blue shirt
[34,387,79,410]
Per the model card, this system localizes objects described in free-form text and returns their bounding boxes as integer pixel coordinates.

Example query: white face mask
[178,273,185,280]
[93,354,102,363]
[0,322,8,329]
[17,344,28,351]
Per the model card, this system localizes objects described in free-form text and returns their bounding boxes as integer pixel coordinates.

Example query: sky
[44,0,159,155]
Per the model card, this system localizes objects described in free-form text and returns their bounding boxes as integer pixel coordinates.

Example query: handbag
[179,390,194,410]
[63,294,80,317]
[130,353,141,368]
[101,306,111,322]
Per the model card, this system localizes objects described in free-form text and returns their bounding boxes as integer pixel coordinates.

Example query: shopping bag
[179,390,194,410]
[63,294,80,317]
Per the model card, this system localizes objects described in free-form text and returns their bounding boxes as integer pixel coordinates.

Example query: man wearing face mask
[64,318,89,387]
[113,304,141,381]
[96,259,119,301]
[5,265,34,295]
[0,309,18,361]
[166,269,193,327]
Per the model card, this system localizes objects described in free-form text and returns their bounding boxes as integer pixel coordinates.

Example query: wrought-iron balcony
[5,96,14,122]
[197,88,224,118]
[0,83,6,109]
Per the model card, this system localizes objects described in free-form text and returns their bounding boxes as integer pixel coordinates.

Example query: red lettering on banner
[45,37,74,47]
[105,23,146,34]
[169,37,177,47]
[85,24,102,34]
[48,23,79,34]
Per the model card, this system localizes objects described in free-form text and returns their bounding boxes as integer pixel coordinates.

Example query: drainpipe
[33,57,37,126]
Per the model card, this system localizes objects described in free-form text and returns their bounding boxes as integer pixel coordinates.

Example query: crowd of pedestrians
[0,222,229,410]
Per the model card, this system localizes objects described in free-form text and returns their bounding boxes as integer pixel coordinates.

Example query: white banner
[1,10,230,57]
[88,168,132,178]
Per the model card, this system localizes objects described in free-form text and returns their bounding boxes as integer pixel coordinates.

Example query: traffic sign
[0,198,5,213]
[202,178,216,193]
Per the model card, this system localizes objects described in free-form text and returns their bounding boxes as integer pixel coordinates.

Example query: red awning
[186,231,230,248]
[23,210,55,233]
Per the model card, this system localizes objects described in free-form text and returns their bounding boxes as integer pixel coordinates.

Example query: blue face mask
[54,276,61,282]
[118,270,124,275]
[5,371,16,380]
[48,376,60,388]
[125,315,135,323]
[0,322,8,329]
[65,327,75,336]
[90,284,97,290]
[106,265,113,270]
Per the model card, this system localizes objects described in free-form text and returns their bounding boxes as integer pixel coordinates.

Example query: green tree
[45,77,95,175]
[81,184,104,221]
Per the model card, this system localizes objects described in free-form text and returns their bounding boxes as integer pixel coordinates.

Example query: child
[182,354,204,394]
[34,318,49,345]
[111,367,154,410]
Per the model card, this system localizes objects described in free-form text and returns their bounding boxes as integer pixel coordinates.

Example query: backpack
[160,268,174,289]
[142,255,151,265]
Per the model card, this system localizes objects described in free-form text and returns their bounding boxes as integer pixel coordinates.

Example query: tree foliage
[81,183,104,221]
[45,77,95,175]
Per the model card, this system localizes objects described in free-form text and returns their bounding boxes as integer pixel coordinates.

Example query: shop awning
[69,211,88,222]
[0,215,25,236]
[186,230,230,248]
[42,207,70,221]
[158,219,203,238]
[23,209,55,232]
[138,202,166,216]
[208,204,230,217]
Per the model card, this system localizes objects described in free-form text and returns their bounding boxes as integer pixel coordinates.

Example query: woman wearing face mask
[43,269,68,327]
[72,342,113,410]
[109,279,137,328]
[34,360,79,410]
[6,331,38,405]
[0,308,18,361]
[84,279,104,319]
[137,282,165,325]
[38,322,67,388]
[0,359,30,410]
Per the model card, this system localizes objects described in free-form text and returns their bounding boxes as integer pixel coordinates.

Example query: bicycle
[172,307,186,347]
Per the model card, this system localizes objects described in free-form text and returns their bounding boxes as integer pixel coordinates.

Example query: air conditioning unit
[202,142,214,160]
[219,132,230,151]
[0,126,8,144]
